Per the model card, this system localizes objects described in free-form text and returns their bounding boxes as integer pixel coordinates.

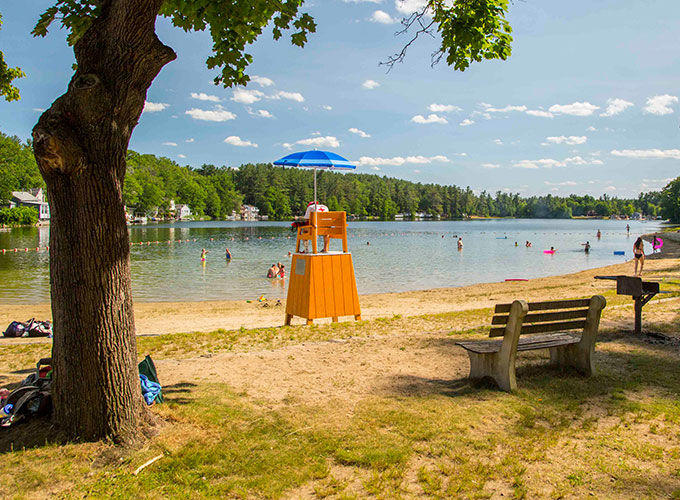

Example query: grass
[1,291,679,498]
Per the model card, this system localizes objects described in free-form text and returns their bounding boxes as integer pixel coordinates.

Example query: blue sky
[1,0,679,198]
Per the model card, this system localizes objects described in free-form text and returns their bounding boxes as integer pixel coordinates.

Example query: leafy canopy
[1,0,514,102]
[0,13,26,101]
[31,0,316,88]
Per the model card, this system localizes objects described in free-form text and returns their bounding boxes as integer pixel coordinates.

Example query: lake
[0,219,664,304]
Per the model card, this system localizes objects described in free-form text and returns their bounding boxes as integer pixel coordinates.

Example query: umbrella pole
[314,167,317,206]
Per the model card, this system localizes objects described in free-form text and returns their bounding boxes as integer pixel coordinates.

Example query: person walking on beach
[652,235,660,254]
[457,237,463,251]
[633,237,645,276]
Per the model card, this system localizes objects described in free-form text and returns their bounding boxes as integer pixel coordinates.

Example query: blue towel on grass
[140,374,162,405]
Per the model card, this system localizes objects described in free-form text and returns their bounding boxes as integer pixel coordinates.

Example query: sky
[0,0,679,198]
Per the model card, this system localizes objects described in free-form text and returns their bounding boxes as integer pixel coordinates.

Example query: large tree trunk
[32,0,175,442]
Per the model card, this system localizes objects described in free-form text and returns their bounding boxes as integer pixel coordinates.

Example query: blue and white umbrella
[274,150,356,206]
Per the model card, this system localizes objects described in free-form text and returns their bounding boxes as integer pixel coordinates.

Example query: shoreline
[2,235,678,337]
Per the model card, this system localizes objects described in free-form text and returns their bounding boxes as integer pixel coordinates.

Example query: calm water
[0,219,664,304]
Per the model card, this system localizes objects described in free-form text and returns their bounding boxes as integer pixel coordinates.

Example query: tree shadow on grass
[0,416,66,454]
[162,382,198,406]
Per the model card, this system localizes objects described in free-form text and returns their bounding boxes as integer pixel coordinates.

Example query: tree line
[1,131,677,222]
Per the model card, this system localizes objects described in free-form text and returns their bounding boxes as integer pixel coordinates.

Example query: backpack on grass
[2,319,52,338]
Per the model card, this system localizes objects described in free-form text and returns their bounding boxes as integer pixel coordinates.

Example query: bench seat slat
[457,333,579,354]
[490,319,586,337]
[492,309,588,325]
[494,298,591,314]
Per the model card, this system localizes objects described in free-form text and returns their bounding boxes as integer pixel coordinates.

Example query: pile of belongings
[139,355,163,406]
[3,319,52,338]
[1,356,163,428]
[1,358,53,427]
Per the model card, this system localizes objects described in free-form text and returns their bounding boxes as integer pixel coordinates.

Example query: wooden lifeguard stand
[285,211,361,325]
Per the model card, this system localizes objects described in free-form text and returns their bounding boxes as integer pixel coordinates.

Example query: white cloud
[459,119,474,126]
[548,102,599,116]
[357,155,450,167]
[143,101,169,113]
[643,94,678,115]
[225,136,258,148]
[411,113,448,124]
[362,79,380,90]
[371,166,381,171]
[270,90,305,102]
[247,107,274,118]
[33,107,46,112]
[185,138,195,143]
[428,103,462,113]
[601,98,633,117]
[349,127,371,138]
[545,136,588,145]
[513,156,592,169]
[493,139,503,145]
[162,142,178,147]
[231,88,264,104]
[178,154,186,159]
[322,105,333,111]
[343,0,383,2]
[396,0,429,14]
[586,126,597,132]
[544,181,578,186]
[482,163,500,169]
[591,159,604,165]
[604,186,617,192]
[370,10,398,23]
[525,109,554,118]
[191,92,221,103]
[481,104,527,113]
[185,107,237,122]
[295,136,340,148]
[610,148,680,159]
[250,75,274,87]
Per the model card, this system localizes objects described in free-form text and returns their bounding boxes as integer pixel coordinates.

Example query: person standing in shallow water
[457,237,463,251]
[200,248,208,263]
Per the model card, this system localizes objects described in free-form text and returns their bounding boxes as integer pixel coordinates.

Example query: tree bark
[32,0,176,442]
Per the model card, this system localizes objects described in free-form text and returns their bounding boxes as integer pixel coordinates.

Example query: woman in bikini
[633,237,644,276]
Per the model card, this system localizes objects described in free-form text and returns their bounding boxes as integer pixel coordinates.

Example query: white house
[241,204,260,221]
[175,204,192,220]
[10,188,50,220]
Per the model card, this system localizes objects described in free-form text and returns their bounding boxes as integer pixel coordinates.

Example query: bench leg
[467,351,517,392]
[549,343,594,376]
[285,314,292,326]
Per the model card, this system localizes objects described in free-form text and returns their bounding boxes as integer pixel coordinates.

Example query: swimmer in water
[582,241,591,253]
[200,248,208,263]
[225,247,231,260]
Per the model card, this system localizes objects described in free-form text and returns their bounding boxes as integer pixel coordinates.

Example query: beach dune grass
[1,310,680,498]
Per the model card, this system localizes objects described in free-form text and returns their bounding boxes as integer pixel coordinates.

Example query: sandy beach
[2,232,678,337]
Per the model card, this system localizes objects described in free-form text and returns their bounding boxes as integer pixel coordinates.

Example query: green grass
[1,292,680,498]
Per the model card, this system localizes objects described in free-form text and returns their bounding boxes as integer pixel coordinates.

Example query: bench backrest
[490,297,605,338]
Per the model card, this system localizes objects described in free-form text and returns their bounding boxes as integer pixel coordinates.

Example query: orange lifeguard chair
[285,211,361,325]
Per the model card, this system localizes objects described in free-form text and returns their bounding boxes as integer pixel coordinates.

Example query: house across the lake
[10,188,50,220]
[241,204,260,221]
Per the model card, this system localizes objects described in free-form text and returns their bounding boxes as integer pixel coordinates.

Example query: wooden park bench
[295,211,348,254]
[456,296,607,391]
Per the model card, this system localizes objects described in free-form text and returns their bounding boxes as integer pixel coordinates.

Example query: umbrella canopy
[273,150,356,170]
[274,150,356,206]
